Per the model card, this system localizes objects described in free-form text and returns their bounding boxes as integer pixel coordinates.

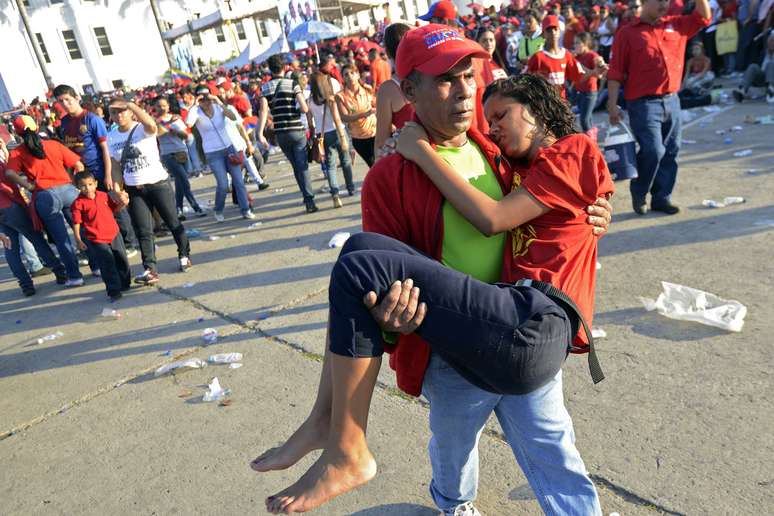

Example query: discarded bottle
[723,196,745,205]
[202,328,218,344]
[733,149,753,157]
[37,331,64,345]
[208,352,243,364]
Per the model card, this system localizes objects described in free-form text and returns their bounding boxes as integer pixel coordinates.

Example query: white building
[0,0,433,111]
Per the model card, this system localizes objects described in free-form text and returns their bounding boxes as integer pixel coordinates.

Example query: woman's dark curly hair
[482,74,578,139]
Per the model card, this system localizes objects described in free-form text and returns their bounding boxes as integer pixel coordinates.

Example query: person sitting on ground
[682,42,716,92]
[71,171,131,302]
[251,26,611,516]
[733,32,774,103]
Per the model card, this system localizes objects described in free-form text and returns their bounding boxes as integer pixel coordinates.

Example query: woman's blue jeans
[205,148,250,214]
[1,202,66,289]
[322,130,355,195]
[34,184,83,279]
[576,92,598,133]
[161,153,201,211]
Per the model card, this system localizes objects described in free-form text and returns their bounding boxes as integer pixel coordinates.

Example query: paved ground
[1,100,773,515]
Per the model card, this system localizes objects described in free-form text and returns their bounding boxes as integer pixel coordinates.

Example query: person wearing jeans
[186,86,255,221]
[258,54,319,213]
[20,235,45,275]
[626,93,683,212]
[107,99,192,284]
[4,115,86,285]
[154,96,205,219]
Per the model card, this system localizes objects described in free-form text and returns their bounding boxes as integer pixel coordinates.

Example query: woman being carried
[254,75,614,514]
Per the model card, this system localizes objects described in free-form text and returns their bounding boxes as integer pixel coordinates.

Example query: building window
[112,79,124,89]
[50,0,64,4]
[215,25,226,43]
[235,20,246,40]
[35,33,51,63]
[191,31,202,46]
[93,27,113,56]
[255,18,267,39]
[62,30,83,60]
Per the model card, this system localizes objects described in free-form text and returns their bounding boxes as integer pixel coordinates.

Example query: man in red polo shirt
[607,0,711,215]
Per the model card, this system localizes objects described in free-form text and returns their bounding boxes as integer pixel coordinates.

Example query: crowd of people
[0,0,771,513]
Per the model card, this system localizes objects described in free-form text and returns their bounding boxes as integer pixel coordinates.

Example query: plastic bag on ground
[208,352,243,364]
[328,232,351,248]
[639,281,747,332]
[702,197,745,209]
[592,328,607,339]
[202,328,218,344]
[154,358,207,377]
[203,377,230,402]
[100,308,121,318]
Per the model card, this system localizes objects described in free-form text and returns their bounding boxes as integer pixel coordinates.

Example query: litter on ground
[154,358,207,377]
[328,232,351,248]
[202,328,218,344]
[203,377,230,402]
[639,281,747,332]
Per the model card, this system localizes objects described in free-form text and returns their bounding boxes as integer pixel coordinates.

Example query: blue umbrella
[287,20,342,43]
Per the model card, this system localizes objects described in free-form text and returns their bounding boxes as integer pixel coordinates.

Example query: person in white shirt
[186,85,255,222]
[107,99,192,285]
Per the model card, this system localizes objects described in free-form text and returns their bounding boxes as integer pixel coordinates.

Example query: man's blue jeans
[205,149,250,214]
[627,93,682,205]
[275,130,315,202]
[422,355,601,515]
[1,203,66,290]
[576,92,598,133]
[34,184,83,279]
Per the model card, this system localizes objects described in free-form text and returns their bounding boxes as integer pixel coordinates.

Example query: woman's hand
[395,122,431,162]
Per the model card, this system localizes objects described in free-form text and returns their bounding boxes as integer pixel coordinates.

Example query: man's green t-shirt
[436,141,506,284]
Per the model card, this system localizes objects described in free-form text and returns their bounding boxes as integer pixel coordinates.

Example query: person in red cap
[253,24,611,516]
[527,15,606,100]
[418,0,461,25]
[607,0,711,215]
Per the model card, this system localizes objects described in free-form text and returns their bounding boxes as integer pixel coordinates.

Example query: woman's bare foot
[250,415,329,473]
[265,448,377,514]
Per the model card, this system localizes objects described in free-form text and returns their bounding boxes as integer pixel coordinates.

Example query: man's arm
[257,97,269,148]
[695,0,711,20]
[607,80,623,125]
[5,168,34,191]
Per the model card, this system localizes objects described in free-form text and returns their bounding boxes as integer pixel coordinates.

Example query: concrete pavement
[1,100,773,515]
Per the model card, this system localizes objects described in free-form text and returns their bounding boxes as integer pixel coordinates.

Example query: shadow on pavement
[350,503,438,515]
[594,307,728,341]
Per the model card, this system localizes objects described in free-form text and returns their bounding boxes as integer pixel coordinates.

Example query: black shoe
[22,286,36,297]
[305,200,319,214]
[651,200,680,215]
[31,266,52,278]
[732,89,744,103]
[633,199,649,215]
[55,271,67,284]
[258,183,270,191]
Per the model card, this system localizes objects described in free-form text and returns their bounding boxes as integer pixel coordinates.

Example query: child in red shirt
[71,171,131,301]
[573,32,608,132]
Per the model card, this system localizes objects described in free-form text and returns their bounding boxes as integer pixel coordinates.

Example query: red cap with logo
[542,14,561,30]
[396,24,489,80]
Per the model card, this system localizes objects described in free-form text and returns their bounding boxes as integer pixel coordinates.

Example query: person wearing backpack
[257,54,319,214]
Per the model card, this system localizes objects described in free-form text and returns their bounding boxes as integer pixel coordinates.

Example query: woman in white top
[185,85,254,222]
[107,98,191,285]
[308,72,353,208]
[596,5,617,63]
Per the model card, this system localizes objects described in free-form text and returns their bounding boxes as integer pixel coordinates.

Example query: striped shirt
[262,77,305,133]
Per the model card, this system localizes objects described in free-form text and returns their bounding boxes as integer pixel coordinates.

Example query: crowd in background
[1,0,773,300]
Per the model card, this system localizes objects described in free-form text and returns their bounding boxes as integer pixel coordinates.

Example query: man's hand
[104,175,115,192]
[258,134,269,148]
[587,196,613,236]
[23,179,35,191]
[608,104,623,126]
[246,143,255,156]
[0,233,10,249]
[363,279,427,335]
[75,239,87,251]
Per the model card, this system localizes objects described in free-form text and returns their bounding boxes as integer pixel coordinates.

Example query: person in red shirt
[607,0,711,215]
[4,115,87,286]
[473,26,509,133]
[573,32,607,132]
[71,171,131,301]
[367,48,391,90]
[561,4,588,50]
[527,16,603,100]
[220,80,252,117]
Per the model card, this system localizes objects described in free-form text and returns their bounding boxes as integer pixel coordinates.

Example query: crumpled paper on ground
[154,358,207,377]
[203,377,230,402]
[639,282,746,332]
[328,232,351,248]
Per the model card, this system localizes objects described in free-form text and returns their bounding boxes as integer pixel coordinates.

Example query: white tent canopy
[221,36,290,70]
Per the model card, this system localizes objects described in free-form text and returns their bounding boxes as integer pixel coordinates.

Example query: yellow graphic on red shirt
[79,124,88,135]
[510,172,536,257]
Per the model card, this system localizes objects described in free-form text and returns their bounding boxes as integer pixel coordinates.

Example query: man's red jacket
[360,123,514,396]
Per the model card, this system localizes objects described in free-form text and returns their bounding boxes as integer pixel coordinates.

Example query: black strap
[514,279,605,384]
[119,124,140,175]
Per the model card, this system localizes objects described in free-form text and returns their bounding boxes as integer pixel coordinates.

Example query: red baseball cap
[418,1,458,22]
[396,24,489,80]
[542,15,560,30]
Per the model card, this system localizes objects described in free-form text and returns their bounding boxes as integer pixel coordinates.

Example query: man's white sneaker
[179,256,193,272]
[243,210,256,220]
[214,212,225,223]
[126,248,139,258]
[442,502,481,516]
[64,277,84,287]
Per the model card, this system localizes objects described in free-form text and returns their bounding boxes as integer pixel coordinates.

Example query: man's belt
[514,279,605,384]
